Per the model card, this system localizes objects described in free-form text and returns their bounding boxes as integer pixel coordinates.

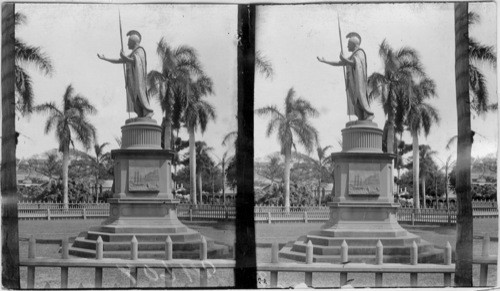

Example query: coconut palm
[195,141,214,204]
[35,85,97,208]
[14,12,53,115]
[147,39,203,149]
[406,145,438,208]
[468,12,497,115]
[256,88,319,212]
[184,76,216,205]
[86,142,110,202]
[368,40,427,154]
[405,77,440,210]
[454,3,473,286]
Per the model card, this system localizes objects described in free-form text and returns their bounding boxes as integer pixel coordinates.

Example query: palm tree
[194,141,214,204]
[468,12,497,115]
[368,40,427,154]
[35,85,97,208]
[147,39,203,150]
[454,3,473,286]
[184,76,216,205]
[406,145,438,208]
[14,12,53,115]
[2,5,21,288]
[256,88,319,212]
[86,142,110,202]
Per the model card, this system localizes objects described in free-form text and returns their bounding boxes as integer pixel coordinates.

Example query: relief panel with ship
[128,160,160,192]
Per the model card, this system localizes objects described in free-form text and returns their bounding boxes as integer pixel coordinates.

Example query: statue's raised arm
[98,30,154,118]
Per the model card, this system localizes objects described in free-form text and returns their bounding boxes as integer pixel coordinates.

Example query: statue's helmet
[127,30,142,44]
[346,32,361,45]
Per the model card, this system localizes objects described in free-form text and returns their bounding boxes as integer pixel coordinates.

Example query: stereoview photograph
[254,2,497,288]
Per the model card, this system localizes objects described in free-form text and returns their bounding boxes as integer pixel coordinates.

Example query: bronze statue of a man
[98,30,154,118]
[317,32,374,121]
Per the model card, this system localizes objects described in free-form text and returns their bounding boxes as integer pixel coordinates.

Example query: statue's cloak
[345,48,373,119]
[125,47,154,117]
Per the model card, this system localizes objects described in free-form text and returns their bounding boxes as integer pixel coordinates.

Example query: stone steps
[279,245,444,264]
[290,240,435,256]
[69,244,229,259]
[305,234,422,247]
[85,230,202,243]
[72,238,212,252]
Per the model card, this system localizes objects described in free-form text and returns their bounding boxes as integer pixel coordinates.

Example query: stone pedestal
[70,118,228,259]
[279,121,442,263]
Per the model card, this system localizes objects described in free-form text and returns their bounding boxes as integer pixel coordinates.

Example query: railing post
[270,242,279,287]
[165,236,173,260]
[374,240,383,287]
[304,211,308,223]
[267,212,272,224]
[305,240,313,287]
[410,241,418,265]
[60,238,69,288]
[411,212,414,226]
[189,209,193,221]
[27,235,36,289]
[482,232,490,257]
[82,208,87,220]
[131,235,138,260]
[129,236,138,288]
[410,273,418,287]
[200,236,208,260]
[341,240,348,263]
[47,208,51,220]
[480,233,490,286]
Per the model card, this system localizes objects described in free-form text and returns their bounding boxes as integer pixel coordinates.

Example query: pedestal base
[279,203,443,263]
[69,200,229,259]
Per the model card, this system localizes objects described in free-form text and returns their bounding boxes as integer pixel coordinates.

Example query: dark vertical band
[235,4,256,289]
[2,2,21,289]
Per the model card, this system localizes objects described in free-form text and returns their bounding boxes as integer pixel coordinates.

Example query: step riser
[99,226,188,234]
[307,237,422,247]
[279,251,444,264]
[72,240,213,252]
[69,249,228,260]
[291,244,434,256]
[319,230,408,238]
[86,232,201,243]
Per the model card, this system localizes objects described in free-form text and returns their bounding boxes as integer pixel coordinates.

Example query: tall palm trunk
[411,131,420,210]
[62,145,70,208]
[283,147,291,212]
[188,127,197,205]
[421,177,426,209]
[1,4,20,288]
[454,2,473,286]
[197,172,203,204]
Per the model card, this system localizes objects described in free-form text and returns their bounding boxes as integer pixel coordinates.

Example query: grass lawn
[18,218,498,288]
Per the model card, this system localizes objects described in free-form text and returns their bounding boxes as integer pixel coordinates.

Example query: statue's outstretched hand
[97,53,105,60]
[317,56,325,63]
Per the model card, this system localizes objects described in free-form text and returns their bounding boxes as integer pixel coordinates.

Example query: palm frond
[15,66,34,115]
[469,63,490,114]
[15,39,53,76]
[222,131,238,146]
[256,50,274,79]
[15,12,27,26]
[469,38,496,67]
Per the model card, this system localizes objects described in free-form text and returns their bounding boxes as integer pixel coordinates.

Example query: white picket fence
[17,201,498,223]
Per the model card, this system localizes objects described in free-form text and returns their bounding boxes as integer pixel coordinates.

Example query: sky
[254,2,498,167]
[12,4,238,162]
